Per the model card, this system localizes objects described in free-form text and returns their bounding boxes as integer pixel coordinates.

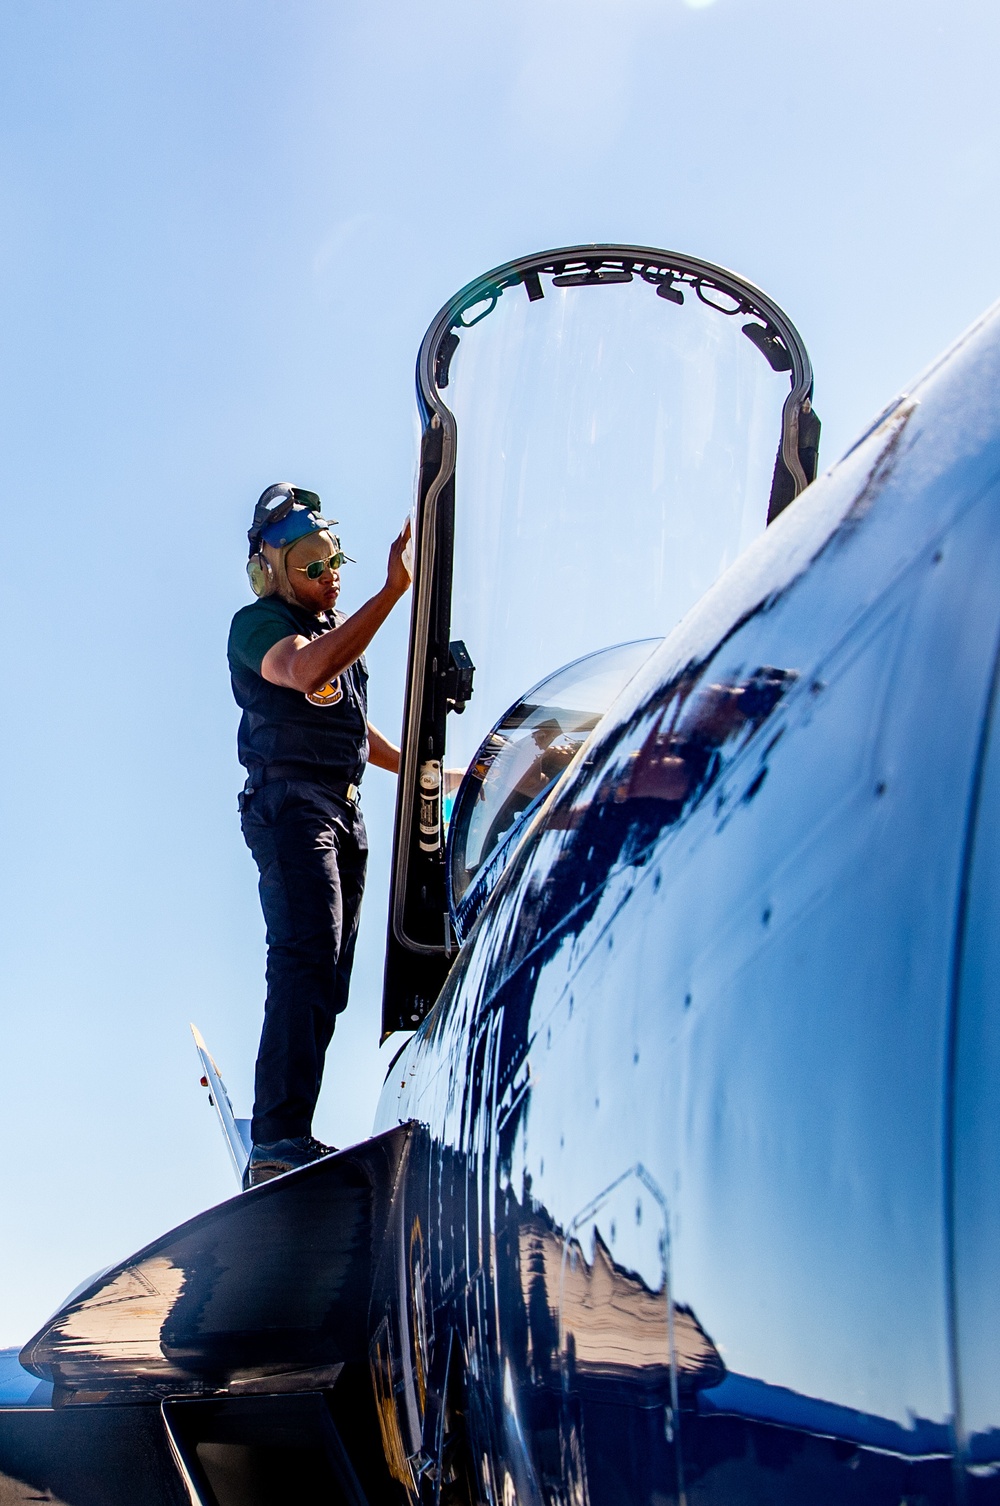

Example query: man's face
[285,530,341,614]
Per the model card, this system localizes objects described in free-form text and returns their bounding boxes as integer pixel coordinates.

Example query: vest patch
[306,676,343,707]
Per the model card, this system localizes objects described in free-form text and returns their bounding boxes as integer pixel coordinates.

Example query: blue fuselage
[369,306,1000,1506]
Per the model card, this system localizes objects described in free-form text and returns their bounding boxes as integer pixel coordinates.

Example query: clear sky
[1,0,997,1346]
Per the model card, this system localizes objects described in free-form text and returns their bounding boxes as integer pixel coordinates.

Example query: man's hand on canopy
[386,518,413,598]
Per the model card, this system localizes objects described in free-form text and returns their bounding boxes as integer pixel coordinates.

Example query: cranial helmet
[246,483,341,598]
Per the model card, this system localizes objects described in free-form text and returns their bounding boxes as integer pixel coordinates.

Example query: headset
[247,552,275,598]
[246,482,333,598]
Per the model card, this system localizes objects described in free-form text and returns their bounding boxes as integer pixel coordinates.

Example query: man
[228,483,412,1188]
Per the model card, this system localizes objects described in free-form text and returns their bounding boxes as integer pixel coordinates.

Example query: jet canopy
[383,245,818,1035]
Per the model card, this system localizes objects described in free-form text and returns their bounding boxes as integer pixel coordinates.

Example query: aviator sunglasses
[292,546,352,580]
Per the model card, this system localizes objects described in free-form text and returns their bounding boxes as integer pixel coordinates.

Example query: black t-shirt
[228,597,369,783]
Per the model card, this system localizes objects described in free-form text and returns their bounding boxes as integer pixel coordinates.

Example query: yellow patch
[306,676,343,707]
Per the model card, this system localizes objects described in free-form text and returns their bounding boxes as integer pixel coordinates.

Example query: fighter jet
[2,246,998,1506]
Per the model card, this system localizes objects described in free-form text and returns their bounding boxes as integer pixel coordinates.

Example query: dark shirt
[228,596,369,784]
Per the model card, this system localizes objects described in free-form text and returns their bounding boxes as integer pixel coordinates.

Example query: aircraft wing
[19,1126,411,1405]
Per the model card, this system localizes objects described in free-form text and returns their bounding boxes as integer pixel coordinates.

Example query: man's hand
[386,518,413,599]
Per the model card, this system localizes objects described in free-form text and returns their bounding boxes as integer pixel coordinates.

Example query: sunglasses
[293,551,348,580]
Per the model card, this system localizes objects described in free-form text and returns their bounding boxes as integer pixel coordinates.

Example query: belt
[255,764,361,804]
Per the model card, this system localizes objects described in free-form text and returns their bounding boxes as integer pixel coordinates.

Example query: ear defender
[247,552,275,598]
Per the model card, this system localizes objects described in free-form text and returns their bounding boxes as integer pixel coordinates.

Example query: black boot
[242,1135,337,1190]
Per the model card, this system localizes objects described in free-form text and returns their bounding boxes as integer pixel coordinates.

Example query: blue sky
[0,0,997,1345]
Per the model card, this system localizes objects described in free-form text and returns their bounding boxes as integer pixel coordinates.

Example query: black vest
[228,600,369,784]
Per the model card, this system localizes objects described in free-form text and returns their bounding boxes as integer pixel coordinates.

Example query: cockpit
[383,245,818,1033]
[447,639,661,943]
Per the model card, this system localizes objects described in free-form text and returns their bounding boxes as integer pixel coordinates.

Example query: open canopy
[383,245,818,1035]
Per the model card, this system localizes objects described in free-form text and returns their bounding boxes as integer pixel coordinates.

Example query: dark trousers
[241,779,368,1143]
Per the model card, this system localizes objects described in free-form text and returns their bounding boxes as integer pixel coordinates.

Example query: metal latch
[446,640,475,714]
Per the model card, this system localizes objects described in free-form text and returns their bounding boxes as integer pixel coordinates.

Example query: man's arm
[261,523,411,695]
[367,723,400,774]
[366,730,462,782]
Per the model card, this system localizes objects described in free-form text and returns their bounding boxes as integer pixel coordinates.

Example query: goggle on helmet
[248,483,339,554]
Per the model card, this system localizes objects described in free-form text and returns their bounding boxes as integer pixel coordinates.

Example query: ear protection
[247,551,276,598]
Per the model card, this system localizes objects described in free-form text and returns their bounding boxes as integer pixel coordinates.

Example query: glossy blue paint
[0,1351,51,1409]
[370,303,1000,1506]
[952,604,1000,1499]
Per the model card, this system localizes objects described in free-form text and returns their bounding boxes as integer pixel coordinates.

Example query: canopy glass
[442,275,794,775]
[447,640,662,942]
[383,247,817,1033]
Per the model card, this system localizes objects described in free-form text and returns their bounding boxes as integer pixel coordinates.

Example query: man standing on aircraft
[228,484,412,1189]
